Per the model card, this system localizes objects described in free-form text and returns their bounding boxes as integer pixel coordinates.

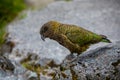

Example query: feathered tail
[100,35,111,43]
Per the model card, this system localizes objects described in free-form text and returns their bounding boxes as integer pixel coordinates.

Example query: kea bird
[40,21,111,55]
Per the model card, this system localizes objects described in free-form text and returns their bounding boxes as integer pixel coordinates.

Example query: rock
[28,76,39,80]
[0,56,15,72]
[59,41,120,80]
[1,0,120,80]
[0,56,15,78]
[24,0,54,9]
[0,40,15,56]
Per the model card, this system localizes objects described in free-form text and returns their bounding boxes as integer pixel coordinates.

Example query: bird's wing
[65,26,102,46]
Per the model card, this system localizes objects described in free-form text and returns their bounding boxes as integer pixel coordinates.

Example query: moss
[70,67,78,80]
[20,55,49,80]
[0,0,26,21]
[18,13,27,20]
[47,60,59,68]
[61,72,67,78]
[0,0,26,46]
[47,72,56,77]
[21,62,41,79]
[0,29,5,46]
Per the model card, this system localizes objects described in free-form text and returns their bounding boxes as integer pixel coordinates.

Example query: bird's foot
[64,54,77,63]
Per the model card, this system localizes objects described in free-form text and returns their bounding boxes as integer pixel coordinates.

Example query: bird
[40,21,111,54]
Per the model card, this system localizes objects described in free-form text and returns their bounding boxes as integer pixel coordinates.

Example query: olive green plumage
[40,21,111,54]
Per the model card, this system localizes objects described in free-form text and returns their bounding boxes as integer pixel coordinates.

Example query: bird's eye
[44,26,48,32]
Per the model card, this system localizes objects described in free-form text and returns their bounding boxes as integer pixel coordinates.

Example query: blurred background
[0,0,71,47]
[0,0,26,46]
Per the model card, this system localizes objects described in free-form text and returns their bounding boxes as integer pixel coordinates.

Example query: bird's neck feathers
[50,21,60,27]
[49,21,61,34]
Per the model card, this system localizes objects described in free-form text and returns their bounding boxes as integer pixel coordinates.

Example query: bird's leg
[66,54,75,60]
[65,53,79,63]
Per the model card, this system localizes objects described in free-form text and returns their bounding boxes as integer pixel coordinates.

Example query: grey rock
[60,41,120,80]
[0,56,15,72]
[24,0,54,8]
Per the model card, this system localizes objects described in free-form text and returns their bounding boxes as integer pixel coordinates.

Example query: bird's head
[40,21,60,41]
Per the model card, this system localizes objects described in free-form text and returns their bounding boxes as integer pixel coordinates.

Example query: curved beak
[41,35,45,41]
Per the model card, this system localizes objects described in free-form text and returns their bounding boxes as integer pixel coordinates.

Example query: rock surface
[60,41,120,80]
[0,0,120,80]
[24,0,54,8]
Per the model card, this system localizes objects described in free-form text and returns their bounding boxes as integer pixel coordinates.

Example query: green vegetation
[20,54,48,80]
[0,20,7,46]
[0,0,26,46]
